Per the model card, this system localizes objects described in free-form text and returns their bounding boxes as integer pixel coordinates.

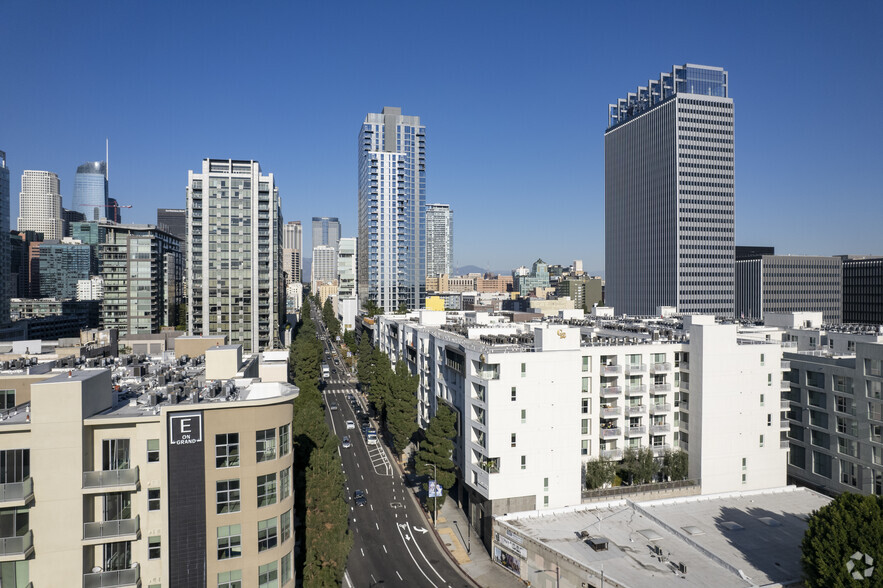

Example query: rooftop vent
[720,521,744,531]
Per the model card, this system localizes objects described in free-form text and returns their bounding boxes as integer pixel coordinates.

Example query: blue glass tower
[73,161,108,221]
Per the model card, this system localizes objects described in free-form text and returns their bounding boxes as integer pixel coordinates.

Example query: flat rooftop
[498,486,830,588]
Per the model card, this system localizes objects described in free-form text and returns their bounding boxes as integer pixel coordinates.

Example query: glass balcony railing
[650,403,672,414]
[599,428,622,439]
[628,426,647,436]
[83,467,139,490]
[0,477,33,504]
[83,563,140,588]
[650,423,671,434]
[600,448,622,460]
[600,386,622,396]
[0,531,33,559]
[625,364,646,375]
[83,515,140,542]
[651,362,672,373]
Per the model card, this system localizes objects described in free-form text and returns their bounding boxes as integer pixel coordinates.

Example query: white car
[342,436,351,448]
[345,420,355,430]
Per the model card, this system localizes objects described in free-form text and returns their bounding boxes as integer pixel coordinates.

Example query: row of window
[217,467,291,513]
[217,550,293,587]
[217,425,290,468]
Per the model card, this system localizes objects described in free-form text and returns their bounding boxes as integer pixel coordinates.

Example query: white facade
[311,245,337,291]
[282,220,302,284]
[76,276,105,301]
[337,237,357,298]
[375,312,788,512]
[338,296,358,333]
[426,203,453,278]
[18,170,63,240]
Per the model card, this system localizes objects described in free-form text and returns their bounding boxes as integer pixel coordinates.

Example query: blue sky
[3,0,881,275]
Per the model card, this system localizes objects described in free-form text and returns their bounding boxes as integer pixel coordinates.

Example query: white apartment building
[375,311,788,546]
[76,276,105,301]
[426,203,453,278]
[311,245,337,292]
[18,170,63,240]
[337,237,357,298]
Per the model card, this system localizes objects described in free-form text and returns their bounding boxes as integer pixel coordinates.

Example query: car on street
[345,420,355,430]
[342,436,351,448]
[353,490,367,507]
[328,402,338,410]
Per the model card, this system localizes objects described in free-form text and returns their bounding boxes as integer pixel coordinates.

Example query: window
[218,570,242,588]
[217,479,240,514]
[280,467,290,499]
[102,439,130,470]
[216,433,240,468]
[258,561,278,588]
[521,363,526,377]
[281,510,291,543]
[218,524,242,560]
[767,374,772,387]
[0,449,30,483]
[760,354,765,366]
[257,429,276,462]
[279,424,290,457]
[258,517,278,551]
[511,387,516,402]
[582,377,590,393]
[544,477,549,491]
[510,434,516,448]
[581,440,589,455]
[148,535,161,559]
[767,414,772,427]
[521,409,526,423]
[544,496,549,507]
[521,456,526,470]
[148,488,160,511]
[582,398,589,414]
[258,474,277,508]
[742,457,747,469]
[759,435,764,447]
[0,389,14,410]
[282,551,292,585]
[760,394,765,406]
[582,356,590,372]
[742,473,747,484]
[147,439,159,463]
[581,419,589,435]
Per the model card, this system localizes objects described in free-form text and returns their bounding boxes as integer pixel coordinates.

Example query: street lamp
[534,564,560,588]
[422,462,438,529]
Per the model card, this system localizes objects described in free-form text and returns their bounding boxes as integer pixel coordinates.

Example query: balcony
[679,361,689,371]
[781,399,791,410]
[679,381,690,391]
[625,385,646,395]
[780,419,790,429]
[625,364,646,375]
[651,444,672,456]
[781,360,791,370]
[651,362,672,373]
[650,403,672,414]
[599,428,622,439]
[83,515,140,545]
[651,383,672,393]
[600,449,623,460]
[780,438,790,449]
[0,531,34,561]
[627,426,646,436]
[626,405,646,415]
[599,386,621,397]
[83,467,139,493]
[0,477,34,506]
[600,406,621,417]
[601,364,622,375]
[83,564,140,588]
[650,423,671,434]
[780,380,791,391]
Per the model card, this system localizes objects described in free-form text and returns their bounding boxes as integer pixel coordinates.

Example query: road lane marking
[408,522,447,583]
[344,571,353,588]
[383,544,387,553]
[395,522,438,588]
[361,548,365,557]
[396,571,403,581]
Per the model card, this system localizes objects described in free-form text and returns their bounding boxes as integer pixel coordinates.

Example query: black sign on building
[167,411,207,587]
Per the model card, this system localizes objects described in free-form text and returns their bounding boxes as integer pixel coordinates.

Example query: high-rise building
[61,207,85,237]
[841,255,883,325]
[99,223,182,336]
[186,159,283,352]
[513,259,550,296]
[38,240,92,299]
[338,237,357,297]
[18,170,63,240]
[0,150,9,325]
[73,161,108,221]
[157,208,186,241]
[106,197,121,223]
[311,216,340,252]
[426,203,453,278]
[282,220,302,284]
[358,106,426,312]
[311,245,337,291]
[605,64,735,317]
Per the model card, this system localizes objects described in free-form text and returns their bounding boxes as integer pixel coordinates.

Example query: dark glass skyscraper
[73,161,108,221]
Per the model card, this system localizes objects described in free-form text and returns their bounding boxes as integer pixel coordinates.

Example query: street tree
[585,458,616,490]
[801,493,883,587]
[416,403,458,509]
[386,359,419,454]
[662,449,689,481]
[620,447,658,485]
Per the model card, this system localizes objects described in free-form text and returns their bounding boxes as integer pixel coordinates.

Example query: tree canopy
[416,403,458,509]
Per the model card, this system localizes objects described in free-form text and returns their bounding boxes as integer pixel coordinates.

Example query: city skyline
[2,1,882,275]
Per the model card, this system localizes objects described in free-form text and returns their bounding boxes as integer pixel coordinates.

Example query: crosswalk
[326,386,393,477]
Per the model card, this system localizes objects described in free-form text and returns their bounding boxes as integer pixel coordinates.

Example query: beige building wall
[206,345,243,380]
[175,335,227,359]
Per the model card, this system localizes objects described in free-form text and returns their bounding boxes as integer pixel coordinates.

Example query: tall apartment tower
[605,64,735,317]
[18,170,63,240]
[73,161,108,221]
[357,106,426,312]
[338,237,357,297]
[186,159,283,352]
[282,220,302,284]
[0,151,9,325]
[311,216,340,251]
[426,203,453,278]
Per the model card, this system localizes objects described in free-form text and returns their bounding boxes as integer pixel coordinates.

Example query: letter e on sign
[169,413,203,446]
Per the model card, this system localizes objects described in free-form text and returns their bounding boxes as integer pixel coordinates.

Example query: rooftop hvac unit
[678,562,687,574]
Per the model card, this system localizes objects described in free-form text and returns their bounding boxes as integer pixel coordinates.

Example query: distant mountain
[455,265,493,275]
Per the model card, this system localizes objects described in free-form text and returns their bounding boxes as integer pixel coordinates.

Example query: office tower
[18,170,63,240]
[157,208,186,240]
[99,223,182,336]
[311,245,337,289]
[311,216,340,252]
[735,254,842,324]
[73,161,108,221]
[282,220,302,284]
[358,106,426,312]
[0,151,8,325]
[513,259,550,296]
[187,159,283,353]
[61,207,85,237]
[605,64,735,317]
[426,203,453,278]
[38,240,92,299]
[70,221,105,246]
[106,197,121,223]
[338,237,357,297]
[556,275,604,310]
[841,256,883,325]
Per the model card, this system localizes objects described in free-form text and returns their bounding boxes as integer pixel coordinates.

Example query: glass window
[217,479,240,514]
[0,449,30,483]
[280,467,290,499]
[258,561,278,588]
[258,473,277,508]
[218,570,242,588]
[281,551,292,584]
[0,389,15,410]
[510,434,516,448]
[582,356,590,372]
[279,424,290,456]
[102,439,130,470]
[147,439,160,463]
[511,387,516,402]
[581,440,588,455]
[281,510,291,543]
[148,488,160,511]
[521,409,526,423]
[258,517,278,552]
[521,363,526,377]
[218,524,242,560]
[521,456,526,470]
[148,536,161,559]
[257,429,276,462]
[216,433,240,468]
[582,377,590,393]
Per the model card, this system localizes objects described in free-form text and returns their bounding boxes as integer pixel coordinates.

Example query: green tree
[175,302,187,330]
[585,458,616,490]
[620,447,658,485]
[303,434,353,586]
[343,330,356,349]
[396,301,409,314]
[322,298,340,335]
[416,404,458,509]
[356,337,376,391]
[368,348,393,416]
[363,299,381,318]
[801,493,883,587]
[662,449,689,481]
[385,359,419,454]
